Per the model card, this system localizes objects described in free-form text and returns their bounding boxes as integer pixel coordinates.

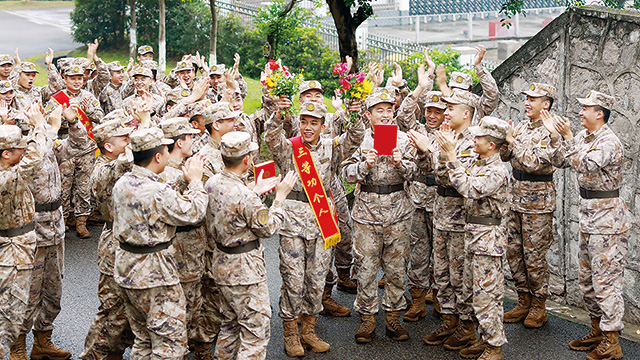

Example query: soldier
[342,87,418,343]
[0,109,47,358]
[206,64,225,102]
[44,64,104,238]
[136,45,154,62]
[0,80,22,125]
[124,67,164,118]
[12,49,64,113]
[265,100,364,357]
[186,99,213,154]
[80,112,139,360]
[543,91,631,360]
[431,116,510,360]
[158,117,212,359]
[0,54,14,81]
[435,46,498,125]
[10,105,70,360]
[206,131,296,359]
[501,83,558,327]
[419,90,478,350]
[174,60,196,93]
[112,127,208,359]
[99,61,127,114]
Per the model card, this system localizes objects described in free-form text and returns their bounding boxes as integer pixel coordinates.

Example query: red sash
[289,136,341,249]
[51,90,95,142]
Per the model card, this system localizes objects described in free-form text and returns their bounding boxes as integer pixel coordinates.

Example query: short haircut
[133,144,165,167]
[167,134,186,152]
[594,105,611,123]
[485,135,505,149]
[222,154,246,168]
[462,104,475,120]
[204,123,213,134]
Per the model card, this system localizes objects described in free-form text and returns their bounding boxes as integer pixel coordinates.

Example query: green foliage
[253,0,320,56]
[70,0,128,47]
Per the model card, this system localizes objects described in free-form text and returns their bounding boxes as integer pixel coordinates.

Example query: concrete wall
[485,6,640,325]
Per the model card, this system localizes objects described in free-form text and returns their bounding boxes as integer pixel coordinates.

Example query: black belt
[512,169,553,182]
[466,214,502,226]
[579,187,619,199]
[216,239,260,254]
[0,221,35,237]
[286,191,308,203]
[105,220,113,229]
[119,239,173,254]
[416,175,437,186]
[35,199,62,212]
[360,183,404,194]
[58,127,68,136]
[176,225,198,233]
[437,186,463,198]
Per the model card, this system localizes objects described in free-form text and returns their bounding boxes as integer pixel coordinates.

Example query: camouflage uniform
[447,69,499,125]
[264,102,364,321]
[112,128,208,359]
[84,58,110,99]
[11,62,64,112]
[81,120,135,359]
[500,83,557,299]
[98,61,127,114]
[206,132,285,359]
[0,125,45,356]
[547,92,631,332]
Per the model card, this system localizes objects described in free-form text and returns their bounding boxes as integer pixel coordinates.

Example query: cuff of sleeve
[446,160,461,170]
[358,161,370,176]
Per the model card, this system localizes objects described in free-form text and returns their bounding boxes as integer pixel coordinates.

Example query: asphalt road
[7,225,640,360]
[0,7,80,58]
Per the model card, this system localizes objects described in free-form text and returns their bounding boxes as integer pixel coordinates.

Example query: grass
[0,1,73,10]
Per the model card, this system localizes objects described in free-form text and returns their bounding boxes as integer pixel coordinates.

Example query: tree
[71,0,128,48]
[326,0,373,72]
[209,0,218,65]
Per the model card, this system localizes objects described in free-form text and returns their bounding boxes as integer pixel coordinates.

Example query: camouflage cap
[521,83,556,98]
[107,61,124,72]
[299,102,327,119]
[140,59,159,71]
[187,99,213,117]
[88,62,97,72]
[130,127,173,152]
[65,64,85,76]
[132,66,153,78]
[19,62,39,74]
[218,81,241,95]
[160,117,201,138]
[0,54,13,66]
[93,119,134,144]
[442,89,476,107]
[0,80,14,94]
[448,71,473,90]
[211,102,241,123]
[469,116,509,140]
[423,91,446,110]
[577,90,615,110]
[0,125,28,150]
[209,64,225,76]
[220,131,259,158]
[299,80,323,95]
[365,87,395,109]
[56,57,71,69]
[175,60,194,73]
[138,45,154,56]
[201,103,222,125]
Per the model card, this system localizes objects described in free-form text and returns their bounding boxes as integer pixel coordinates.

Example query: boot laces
[593,334,612,354]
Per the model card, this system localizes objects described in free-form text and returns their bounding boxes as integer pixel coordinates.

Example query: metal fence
[409,0,566,15]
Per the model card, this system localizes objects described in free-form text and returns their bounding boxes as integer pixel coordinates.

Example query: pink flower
[356,72,366,82]
[284,71,291,77]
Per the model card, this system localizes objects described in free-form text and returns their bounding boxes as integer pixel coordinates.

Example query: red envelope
[254,160,276,184]
[374,124,398,156]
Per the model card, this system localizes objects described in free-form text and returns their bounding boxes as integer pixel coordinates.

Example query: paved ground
[7,225,640,360]
[0,7,79,58]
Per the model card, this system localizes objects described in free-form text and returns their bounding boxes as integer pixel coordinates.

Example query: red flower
[268,59,279,70]
[339,77,352,90]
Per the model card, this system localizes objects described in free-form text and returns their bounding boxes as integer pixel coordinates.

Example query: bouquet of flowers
[261,59,304,116]
[332,62,373,125]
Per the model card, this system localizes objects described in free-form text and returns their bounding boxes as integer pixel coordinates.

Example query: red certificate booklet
[374,124,398,155]
[254,160,276,183]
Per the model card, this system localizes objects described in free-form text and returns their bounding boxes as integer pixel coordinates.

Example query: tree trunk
[158,0,166,72]
[326,0,359,72]
[129,0,136,58]
[209,0,217,65]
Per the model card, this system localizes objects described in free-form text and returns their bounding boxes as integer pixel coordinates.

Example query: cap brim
[22,70,39,74]
[113,127,135,138]
[576,97,598,106]
[249,142,259,152]
[468,126,488,137]
[110,67,125,71]
[449,84,470,90]
[220,110,242,121]
[15,137,29,149]
[521,90,545,97]
[441,96,460,104]
[182,128,201,136]
[425,103,447,110]
[0,61,12,66]
[161,139,174,145]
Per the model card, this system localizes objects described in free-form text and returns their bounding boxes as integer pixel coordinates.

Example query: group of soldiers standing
[0,40,630,360]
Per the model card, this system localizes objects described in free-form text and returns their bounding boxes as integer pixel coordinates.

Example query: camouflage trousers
[433,228,471,319]
[463,252,507,347]
[407,209,434,290]
[0,266,32,357]
[353,220,410,315]
[80,274,134,359]
[59,151,95,218]
[196,276,222,343]
[278,234,332,321]
[579,231,629,332]
[326,191,353,286]
[182,279,203,342]
[506,211,554,298]
[122,284,187,360]
[215,282,271,360]
[21,243,63,334]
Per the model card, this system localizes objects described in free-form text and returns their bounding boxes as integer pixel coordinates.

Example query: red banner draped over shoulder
[51,90,95,142]
[289,136,341,249]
